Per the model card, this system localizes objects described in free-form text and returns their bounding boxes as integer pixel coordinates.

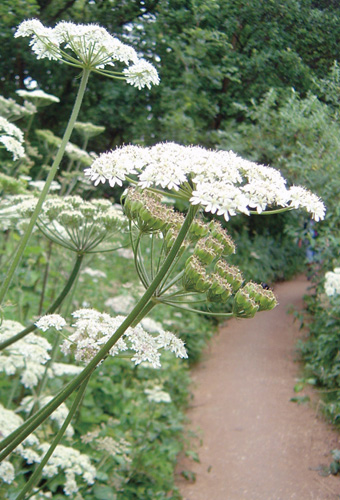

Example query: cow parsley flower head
[324,267,340,297]
[0,320,51,388]
[38,443,96,495]
[0,116,25,160]
[144,385,172,403]
[35,313,67,331]
[0,461,15,484]
[16,89,60,106]
[15,20,159,89]
[85,142,325,222]
[48,308,187,368]
[0,403,41,471]
[123,59,160,89]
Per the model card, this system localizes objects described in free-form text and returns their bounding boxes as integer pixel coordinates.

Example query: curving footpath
[177,275,340,500]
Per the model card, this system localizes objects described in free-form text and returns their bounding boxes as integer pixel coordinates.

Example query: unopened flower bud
[214,261,243,291]
[194,236,224,265]
[242,282,278,311]
[207,274,233,303]
[233,289,259,318]
[58,210,84,228]
[183,256,211,293]
[209,221,236,256]
[189,218,210,241]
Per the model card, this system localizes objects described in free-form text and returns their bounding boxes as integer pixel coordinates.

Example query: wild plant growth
[0,19,326,498]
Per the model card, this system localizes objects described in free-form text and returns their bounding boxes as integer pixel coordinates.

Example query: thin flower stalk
[38,241,53,316]
[0,69,91,306]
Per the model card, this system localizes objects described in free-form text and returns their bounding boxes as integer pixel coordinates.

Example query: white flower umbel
[16,89,60,107]
[105,294,136,314]
[15,20,159,88]
[123,59,160,89]
[38,443,96,495]
[84,142,326,221]
[0,460,15,484]
[0,94,36,121]
[324,267,340,297]
[288,186,326,222]
[0,403,41,474]
[35,314,67,331]
[0,116,25,160]
[0,320,51,388]
[41,308,188,368]
[144,385,172,403]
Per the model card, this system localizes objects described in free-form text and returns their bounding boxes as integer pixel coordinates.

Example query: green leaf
[93,484,117,500]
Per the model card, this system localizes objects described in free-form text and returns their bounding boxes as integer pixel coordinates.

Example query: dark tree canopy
[2,0,340,149]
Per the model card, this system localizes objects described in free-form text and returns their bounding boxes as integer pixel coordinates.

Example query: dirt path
[177,275,340,500]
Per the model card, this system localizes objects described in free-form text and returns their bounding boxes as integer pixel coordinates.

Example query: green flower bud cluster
[242,282,277,311]
[179,219,277,315]
[180,220,239,300]
[233,282,277,318]
[74,121,105,140]
[209,220,236,256]
[232,289,259,318]
[123,188,185,241]
[183,255,212,293]
[188,218,210,241]
[214,261,243,292]
[193,236,224,265]
[207,274,233,303]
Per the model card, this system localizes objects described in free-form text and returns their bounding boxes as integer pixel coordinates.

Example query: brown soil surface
[177,275,340,500]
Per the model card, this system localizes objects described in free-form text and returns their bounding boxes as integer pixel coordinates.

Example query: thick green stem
[15,377,89,500]
[130,300,158,328]
[0,204,198,460]
[0,69,91,306]
[0,254,84,351]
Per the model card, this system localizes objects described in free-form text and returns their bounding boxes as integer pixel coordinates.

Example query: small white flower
[0,461,15,484]
[0,135,25,160]
[35,314,67,331]
[123,59,160,89]
[324,268,340,297]
[144,385,172,403]
[16,89,60,106]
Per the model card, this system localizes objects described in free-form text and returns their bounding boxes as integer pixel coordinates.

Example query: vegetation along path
[177,275,340,500]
